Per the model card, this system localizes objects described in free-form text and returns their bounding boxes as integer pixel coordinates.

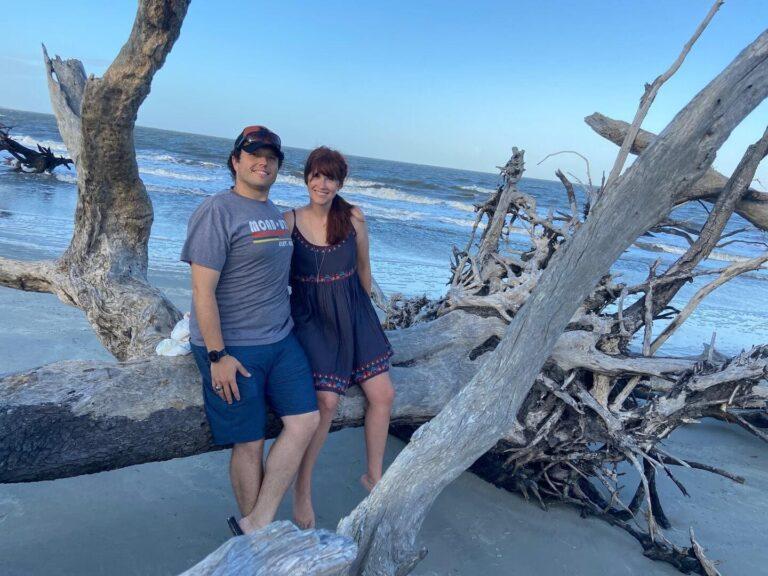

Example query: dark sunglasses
[236,129,281,151]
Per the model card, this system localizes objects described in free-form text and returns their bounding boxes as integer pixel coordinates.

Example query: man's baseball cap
[233,125,284,163]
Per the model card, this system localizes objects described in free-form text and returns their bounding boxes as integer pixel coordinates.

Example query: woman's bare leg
[359,372,395,491]
[292,391,339,529]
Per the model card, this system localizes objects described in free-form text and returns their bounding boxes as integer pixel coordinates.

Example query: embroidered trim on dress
[292,227,355,254]
[352,348,393,385]
[313,372,350,394]
[292,267,356,284]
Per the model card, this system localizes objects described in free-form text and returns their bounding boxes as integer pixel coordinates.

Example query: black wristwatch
[208,348,229,363]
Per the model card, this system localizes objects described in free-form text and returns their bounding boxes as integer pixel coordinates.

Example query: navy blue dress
[290,214,392,395]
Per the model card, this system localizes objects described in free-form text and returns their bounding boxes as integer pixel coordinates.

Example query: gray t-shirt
[181,190,293,346]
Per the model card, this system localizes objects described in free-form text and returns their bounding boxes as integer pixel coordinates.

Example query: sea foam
[13,134,69,154]
[54,172,78,184]
[457,184,496,194]
[276,174,476,213]
[137,152,219,169]
[139,167,216,182]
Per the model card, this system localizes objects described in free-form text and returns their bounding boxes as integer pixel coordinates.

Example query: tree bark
[0,0,188,360]
[337,30,768,575]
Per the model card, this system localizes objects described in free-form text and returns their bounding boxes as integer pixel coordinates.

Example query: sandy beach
[1,280,766,576]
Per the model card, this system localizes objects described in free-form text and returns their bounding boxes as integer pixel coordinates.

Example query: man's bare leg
[359,373,395,491]
[293,391,340,529]
[239,410,319,533]
[230,440,264,516]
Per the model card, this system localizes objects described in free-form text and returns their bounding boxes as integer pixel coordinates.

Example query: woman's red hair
[304,147,354,245]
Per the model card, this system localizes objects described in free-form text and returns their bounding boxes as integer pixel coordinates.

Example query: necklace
[314,250,327,282]
[298,210,328,281]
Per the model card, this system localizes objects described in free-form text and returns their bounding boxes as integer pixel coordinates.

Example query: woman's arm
[283,208,295,233]
[351,206,372,295]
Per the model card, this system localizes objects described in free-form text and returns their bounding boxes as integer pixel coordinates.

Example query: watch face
[208,350,219,362]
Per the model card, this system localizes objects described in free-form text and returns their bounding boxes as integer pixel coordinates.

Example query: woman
[285,146,395,529]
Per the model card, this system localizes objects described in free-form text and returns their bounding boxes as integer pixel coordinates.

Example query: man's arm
[191,263,249,404]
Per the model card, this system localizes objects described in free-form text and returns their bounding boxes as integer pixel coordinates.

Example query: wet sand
[1,285,766,575]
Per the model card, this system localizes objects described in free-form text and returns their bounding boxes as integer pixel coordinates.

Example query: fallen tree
[0,311,504,482]
[0,124,72,173]
[1,2,767,575]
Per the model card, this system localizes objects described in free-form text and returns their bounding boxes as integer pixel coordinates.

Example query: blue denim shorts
[191,333,318,445]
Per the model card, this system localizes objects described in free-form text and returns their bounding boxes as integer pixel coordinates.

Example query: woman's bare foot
[360,473,379,492]
[292,491,316,529]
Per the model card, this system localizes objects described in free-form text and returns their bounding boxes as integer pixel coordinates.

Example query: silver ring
[214,385,223,392]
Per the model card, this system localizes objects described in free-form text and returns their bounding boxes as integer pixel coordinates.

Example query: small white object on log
[170,314,190,341]
[156,314,191,356]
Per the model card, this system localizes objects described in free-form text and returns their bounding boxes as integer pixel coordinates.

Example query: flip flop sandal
[227,516,244,537]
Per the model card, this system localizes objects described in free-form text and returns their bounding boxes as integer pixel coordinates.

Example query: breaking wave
[136,152,219,169]
[145,184,208,197]
[13,134,68,154]
[345,183,470,211]
[455,184,496,194]
[277,174,476,213]
[139,167,216,182]
[633,240,762,264]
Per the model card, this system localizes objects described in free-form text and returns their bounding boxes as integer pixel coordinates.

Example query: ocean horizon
[2,105,767,357]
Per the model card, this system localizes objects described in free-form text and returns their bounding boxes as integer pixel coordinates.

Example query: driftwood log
[0,311,503,482]
[1,2,767,575]
[0,124,72,173]
[179,521,356,576]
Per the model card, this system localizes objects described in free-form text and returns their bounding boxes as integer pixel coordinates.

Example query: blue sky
[2,1,767,180]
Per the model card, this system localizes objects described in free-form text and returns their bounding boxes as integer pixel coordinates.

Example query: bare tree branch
[0,257,60,295]
[585,112,768,231]
[622,124,768,336]
[604,0,723,190]
[651,253,768,353]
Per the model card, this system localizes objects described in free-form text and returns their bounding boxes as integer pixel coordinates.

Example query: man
[181,126,319,535]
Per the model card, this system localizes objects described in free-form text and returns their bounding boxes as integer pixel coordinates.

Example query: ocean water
[1,107,766,357]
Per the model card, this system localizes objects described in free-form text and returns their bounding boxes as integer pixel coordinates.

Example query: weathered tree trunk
[336,30,768,575]
[42,44,85,166]
[180,521,356,576]
[0,0,187,360]
[0,312,504,483]
[474,148,525,279]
